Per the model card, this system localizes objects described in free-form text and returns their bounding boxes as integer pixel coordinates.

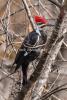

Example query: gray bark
[31,8,65,100]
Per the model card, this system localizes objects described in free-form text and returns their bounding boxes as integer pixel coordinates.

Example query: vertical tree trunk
[31,8,65,100]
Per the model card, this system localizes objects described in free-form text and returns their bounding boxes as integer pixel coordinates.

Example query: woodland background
[0,0,67,100]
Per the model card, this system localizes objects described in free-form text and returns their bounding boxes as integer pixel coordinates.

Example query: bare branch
[22,0,37,30]
[48,0,62,8]
[58,51,66,61]
[51,94,62,100]
[1,3,39,22]
[63,41,67,48]
[28,0,40,15]
[39,0,54,18]
[40,83,67,100]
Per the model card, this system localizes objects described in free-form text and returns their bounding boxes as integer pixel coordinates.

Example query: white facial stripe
[36,28,41,36]
[24,52,28,56]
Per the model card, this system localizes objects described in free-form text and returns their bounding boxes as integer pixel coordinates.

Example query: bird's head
[34,15,48,29]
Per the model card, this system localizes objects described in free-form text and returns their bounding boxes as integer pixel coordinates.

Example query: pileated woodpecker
[13,16,47,85]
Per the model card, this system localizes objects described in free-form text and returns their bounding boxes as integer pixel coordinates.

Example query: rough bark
[31,36,64,100]
[31,8,65,100]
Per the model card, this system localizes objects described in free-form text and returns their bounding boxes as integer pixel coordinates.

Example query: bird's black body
[13,30,47,85]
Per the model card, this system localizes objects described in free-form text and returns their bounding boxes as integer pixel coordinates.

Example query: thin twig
[41,87,67,100]
[23,43,46,49]
[48,71,61,91]
[58,51,66,61]
[1,4,39,22]
[52,94,62,100]
[39,0,54,18]
[28,0,40,15]
[22,0,37,30]
[48,0,62,8]
[63,41,67,47]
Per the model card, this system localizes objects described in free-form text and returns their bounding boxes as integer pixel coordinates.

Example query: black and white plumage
[13,30,47,85]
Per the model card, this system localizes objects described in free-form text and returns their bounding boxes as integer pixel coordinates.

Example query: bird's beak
[38,23,48,28]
